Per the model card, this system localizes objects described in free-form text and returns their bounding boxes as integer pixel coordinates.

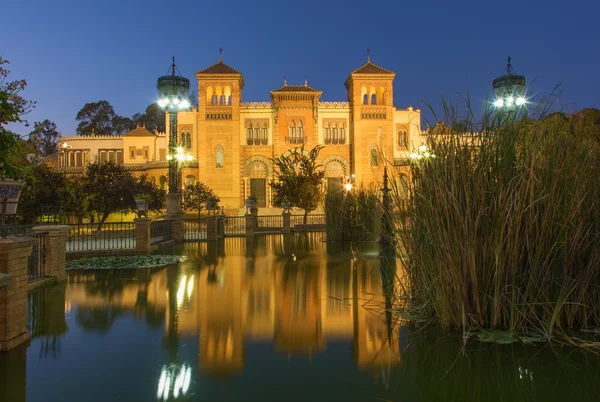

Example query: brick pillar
[245,214,256,236]
[166,193,184,242]
[134,218,151,255]
[282,212,291,234]
[32,225,69,281]
[0,237,33,351]
[206,215,218,241]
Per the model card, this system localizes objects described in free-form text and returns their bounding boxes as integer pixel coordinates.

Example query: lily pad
[67,255,185,270]
[470,329,519,344]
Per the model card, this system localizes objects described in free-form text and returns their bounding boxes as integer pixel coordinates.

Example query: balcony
[285,137,304,144]
[246,139,268,146]
[324,138,346,145]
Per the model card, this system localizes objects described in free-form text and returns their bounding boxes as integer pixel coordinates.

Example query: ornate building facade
[55,55,425,208]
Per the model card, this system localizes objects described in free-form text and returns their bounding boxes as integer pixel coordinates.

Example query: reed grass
[395,97,600,340]
[325,188,380,242]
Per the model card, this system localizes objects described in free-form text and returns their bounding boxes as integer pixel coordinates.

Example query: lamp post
[156,57,191,218]
[492,57,527,112]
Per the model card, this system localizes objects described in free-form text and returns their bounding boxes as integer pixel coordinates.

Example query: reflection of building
[51,54,425,208]
[64,236,403,379]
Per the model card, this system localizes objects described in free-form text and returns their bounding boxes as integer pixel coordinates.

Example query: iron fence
[224,216,245,236]
[27,232,47,282]
[184,218,207,240]
[291,214,326,232]
[150,219,173,245]
[3,224,36,236]
[67,222,135,252]
[256,215,283,233]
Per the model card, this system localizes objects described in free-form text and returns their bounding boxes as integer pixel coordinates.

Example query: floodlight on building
[492,57,527,111]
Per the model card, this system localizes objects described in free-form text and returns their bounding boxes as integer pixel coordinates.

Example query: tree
[84,162,136,230]
[63,177,90,224]
[76,100,116,135]
[29,119,59,156]
[133,103,166,133]
[131,174,165,216]
[18,165,70,223]
[270,145,325,224]
[571,108,600,142]
[111,115,135,136]
[0,57,36,179]
[181,182,219,218]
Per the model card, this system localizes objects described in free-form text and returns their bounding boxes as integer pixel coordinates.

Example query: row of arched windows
[323,122,346,145]
[246,123,268,145]
[206,86,232,106]
[397,130,408,149]
[361,86,385,105]
[288,120,304,144]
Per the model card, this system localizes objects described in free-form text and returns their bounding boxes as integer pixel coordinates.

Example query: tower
[195,49,244,206]
[345,51,396,185]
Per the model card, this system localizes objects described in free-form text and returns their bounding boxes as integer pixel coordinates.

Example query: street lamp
[157,57,191,217]
[409,144,434,161]
[492,57,527,111]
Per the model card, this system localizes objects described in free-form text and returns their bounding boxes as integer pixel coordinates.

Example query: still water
[1,234,599,402]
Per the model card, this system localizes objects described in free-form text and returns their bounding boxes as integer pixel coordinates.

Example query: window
[370,148,378,166]
[287,120,303,144]
[181,132,191,149]
[398,130,408,149]
[215,144,224,168]
[324,121,346,145]
[260,124,268,145]
[130,150,134,159]
[371,93,377,105]
[246,121,268,145]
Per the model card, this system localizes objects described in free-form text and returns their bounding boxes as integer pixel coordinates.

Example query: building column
[0,237,34,351]
[32,225,69,281]
[245,213,256,237]
[166,194,183,242]
[282,212,291,234]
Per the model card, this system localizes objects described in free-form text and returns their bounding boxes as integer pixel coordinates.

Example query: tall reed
[396,98,600,338]
[325,188,380,242]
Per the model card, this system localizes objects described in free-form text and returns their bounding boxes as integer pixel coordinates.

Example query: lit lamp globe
[493,57,526,110]
[156,58,191,112]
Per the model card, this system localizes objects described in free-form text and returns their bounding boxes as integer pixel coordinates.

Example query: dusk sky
[3,0,598,136]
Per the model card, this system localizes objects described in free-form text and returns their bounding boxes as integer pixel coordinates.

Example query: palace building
[54,54,425,208]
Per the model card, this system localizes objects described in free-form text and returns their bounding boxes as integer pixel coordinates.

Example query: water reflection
[65,235,403,382]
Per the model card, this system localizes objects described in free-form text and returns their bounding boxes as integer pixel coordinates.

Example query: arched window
[215,86,223,105]
[182,132,191,149]
[159,176,167,190]
[288,120,296,143]
[297,120,304,142]
[206,86,214,105]
[361,86,368,105]
[370,86,377,105]
[246,123,253,145]
[324,122,331,144]
[184,175,196,186]
[224,86,232,105]
[339,123,346,144]
[398,130,409,148]
[260,123,268,145]
[370,148,378,166]
[215,145,224,168]
[331,122,338,144]
[254,123,260,144]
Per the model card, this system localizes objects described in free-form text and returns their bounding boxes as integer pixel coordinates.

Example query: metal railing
[150,219,173,245]
[184,218,207,240]
[27,232,47,282]
[290,214,326,231]
[3,224,36,236]
[256,215,283,233]
[285,136,304,144]
[67,222,135,252]
[224,216,245,236]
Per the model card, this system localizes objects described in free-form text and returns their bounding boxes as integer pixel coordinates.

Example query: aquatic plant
[396,96,600,342]
[324,187,380,242]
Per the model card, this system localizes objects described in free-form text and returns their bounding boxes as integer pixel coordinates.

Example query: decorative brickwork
[0,237,34,351]
[32,225,69,280]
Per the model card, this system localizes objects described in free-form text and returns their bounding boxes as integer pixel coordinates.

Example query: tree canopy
[270,145,325,223]
[75,100,136,136]
[28,119,59,156]
[181,182,220,218]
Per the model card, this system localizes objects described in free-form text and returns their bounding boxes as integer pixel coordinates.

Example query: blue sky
[3,0,598,136]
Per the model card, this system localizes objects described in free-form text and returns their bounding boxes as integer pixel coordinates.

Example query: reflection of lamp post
[156,57,191,217]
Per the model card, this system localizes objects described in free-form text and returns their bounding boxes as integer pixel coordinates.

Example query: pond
[1,234,599,402]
